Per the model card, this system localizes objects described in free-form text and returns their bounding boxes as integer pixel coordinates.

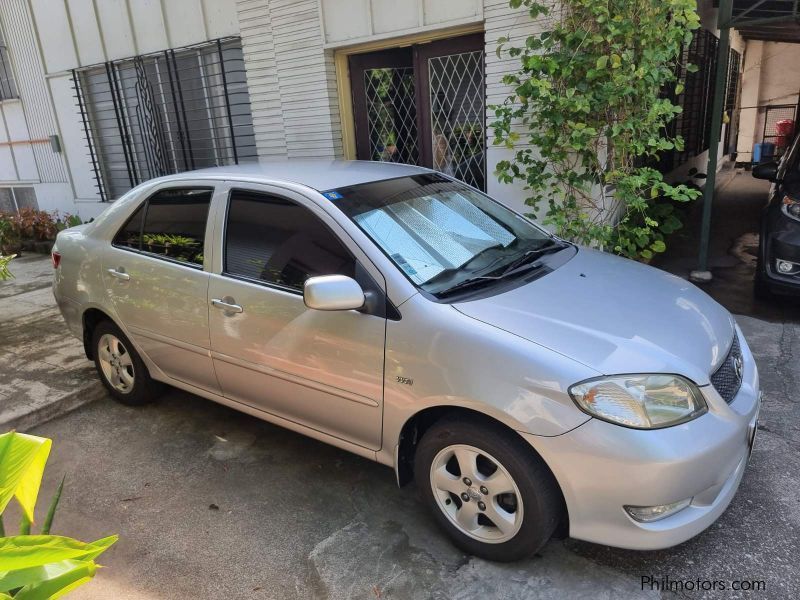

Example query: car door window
[113,188,212,266]
[113,203,145,250]
[224,189,355,291]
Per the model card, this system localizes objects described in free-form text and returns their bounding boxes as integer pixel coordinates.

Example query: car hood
[453,248,735,385]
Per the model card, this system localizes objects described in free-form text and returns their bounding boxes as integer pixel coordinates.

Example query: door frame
[333,24,485,160]
[206,180,390,299]
[412,33,485,169]
[349,47,415,164]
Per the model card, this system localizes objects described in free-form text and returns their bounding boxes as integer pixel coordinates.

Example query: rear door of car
[103,181,221,393]
[206,181,388,450]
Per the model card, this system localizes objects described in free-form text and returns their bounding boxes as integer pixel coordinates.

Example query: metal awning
[731,0,800,42]
[693,0,800,281]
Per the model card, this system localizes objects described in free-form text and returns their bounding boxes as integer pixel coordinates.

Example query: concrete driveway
[18,315,798,599]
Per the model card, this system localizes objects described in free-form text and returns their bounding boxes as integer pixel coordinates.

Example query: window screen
[224,190,355,291]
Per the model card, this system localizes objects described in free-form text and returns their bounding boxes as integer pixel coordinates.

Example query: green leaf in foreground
[41,476,65,536]
[0,535,117,572]
[0,432,52,523]
[11,559,98,600]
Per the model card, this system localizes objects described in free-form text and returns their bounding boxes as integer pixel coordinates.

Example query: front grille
[711,334,743,403]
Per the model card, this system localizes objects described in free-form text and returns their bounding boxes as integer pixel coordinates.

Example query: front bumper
[522,328,760,550]
[761,214,800,296]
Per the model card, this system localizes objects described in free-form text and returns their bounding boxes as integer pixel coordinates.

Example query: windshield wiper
[422,242,505,289]
[433,239,566,298]
[494,239,566,278]
[435,261,548,297]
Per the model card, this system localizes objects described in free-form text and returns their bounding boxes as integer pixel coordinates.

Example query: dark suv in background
[753,132,800,298]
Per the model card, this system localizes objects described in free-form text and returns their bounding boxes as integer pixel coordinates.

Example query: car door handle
[107,268,130,281]
[211,298,244,313]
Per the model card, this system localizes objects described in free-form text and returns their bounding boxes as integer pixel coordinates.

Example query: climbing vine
[492,0,702,260]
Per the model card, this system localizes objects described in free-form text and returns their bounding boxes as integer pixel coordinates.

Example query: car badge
[733,354,744,381]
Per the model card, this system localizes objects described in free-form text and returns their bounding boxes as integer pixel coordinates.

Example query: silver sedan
[53,161,760,561]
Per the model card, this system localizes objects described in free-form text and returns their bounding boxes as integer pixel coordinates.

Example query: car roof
[163,160,432,192]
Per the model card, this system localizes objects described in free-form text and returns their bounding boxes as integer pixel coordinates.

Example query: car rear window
[112,188,212,266]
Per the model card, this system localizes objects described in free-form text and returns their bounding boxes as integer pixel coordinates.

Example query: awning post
[690,0,733,283]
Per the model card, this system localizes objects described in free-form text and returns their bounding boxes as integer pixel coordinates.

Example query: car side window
[224,189,355,291]
[113,188,212,266]
[113,203,145,250]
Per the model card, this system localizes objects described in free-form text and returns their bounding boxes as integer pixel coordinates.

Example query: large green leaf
[12,560,97,600]
[0,535,117,572]
[0,559,94,593]
[0,432,52,523]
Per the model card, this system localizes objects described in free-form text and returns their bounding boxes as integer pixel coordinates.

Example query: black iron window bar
[657,31,742,173]
[72,37,257,201]
[672,28,720,166]
[0,28,17,100]
[723,48,742,153]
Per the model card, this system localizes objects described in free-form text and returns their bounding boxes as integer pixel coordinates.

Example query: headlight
[569,374,707,429]
[782,195,800,222]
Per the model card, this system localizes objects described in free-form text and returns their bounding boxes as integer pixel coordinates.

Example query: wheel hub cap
[429,444,524,544]
[98,333,135,394]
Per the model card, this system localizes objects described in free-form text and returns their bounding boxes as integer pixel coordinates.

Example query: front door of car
[207,186,387,450]
[103,184,221,394]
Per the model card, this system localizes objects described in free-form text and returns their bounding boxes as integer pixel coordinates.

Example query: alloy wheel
[429,444,524,543]
[97,333,135,394]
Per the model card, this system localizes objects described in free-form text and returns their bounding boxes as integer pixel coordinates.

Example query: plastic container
[775,119,795,149]
[753,142,776,164]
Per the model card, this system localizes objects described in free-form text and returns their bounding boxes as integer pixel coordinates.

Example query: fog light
[775,259,799,275]
[624,498,692,523]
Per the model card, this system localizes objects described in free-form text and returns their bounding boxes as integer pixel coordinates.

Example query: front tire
[92,320,162,406]
[414,416,562,561]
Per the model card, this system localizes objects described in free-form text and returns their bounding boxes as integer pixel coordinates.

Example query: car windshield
[328,174,556,295]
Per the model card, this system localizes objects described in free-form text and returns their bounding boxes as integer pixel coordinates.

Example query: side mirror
[752,161,779,182]
[303,275,365,311]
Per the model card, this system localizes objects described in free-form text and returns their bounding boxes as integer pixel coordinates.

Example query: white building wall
[484,0,551,215]
[235,0,288,159]
[0,0,72,214]
[736,41,800,163]
[24,0,241,218]
[319,0,482,46]
[10,0,710,219]
[271,0,341,159]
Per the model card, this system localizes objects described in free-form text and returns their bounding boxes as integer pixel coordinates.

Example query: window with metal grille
[73,37,257,201]
[723,48,742,154]
[672,28,719,165]
[0,28,17,100]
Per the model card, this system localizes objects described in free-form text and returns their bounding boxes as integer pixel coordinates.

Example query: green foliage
[0,256,14,282]
[492,0,702,260]
[0,432,117,598]
[142,233,201,263]
[0,211,81,249]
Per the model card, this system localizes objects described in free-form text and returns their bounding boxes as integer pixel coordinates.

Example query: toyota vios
[53,161,760,561]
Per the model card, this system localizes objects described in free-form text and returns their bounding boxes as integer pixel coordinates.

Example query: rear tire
[92,320,162,406]
[414,416,562,562]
